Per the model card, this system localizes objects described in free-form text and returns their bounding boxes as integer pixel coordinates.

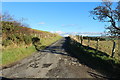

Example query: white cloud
[63,34,69,37]
[50,31,65,35]
[50,31,105,37]
[38,22,45,25]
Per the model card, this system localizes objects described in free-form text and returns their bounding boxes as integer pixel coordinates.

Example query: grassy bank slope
[1,20,62,67]
[2,36,61,67]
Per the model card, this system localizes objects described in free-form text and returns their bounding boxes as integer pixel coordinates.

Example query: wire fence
[70,35,120,59]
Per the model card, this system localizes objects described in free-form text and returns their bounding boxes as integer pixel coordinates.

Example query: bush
[7,34,16,41]
[2,39,12,47]
[23,35,32,45]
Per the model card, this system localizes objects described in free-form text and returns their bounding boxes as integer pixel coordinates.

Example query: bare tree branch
[90,0,120,36]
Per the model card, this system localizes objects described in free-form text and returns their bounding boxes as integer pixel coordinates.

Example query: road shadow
[31,37,120,79]
[62,37,120,79]
[0,77,13,80]
[40,38,70,56]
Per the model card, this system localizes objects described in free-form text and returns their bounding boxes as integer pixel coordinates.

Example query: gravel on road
[1,38,106,78]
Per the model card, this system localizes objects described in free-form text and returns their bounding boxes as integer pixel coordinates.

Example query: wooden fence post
[81,35,83,45]
[88,37,90,47]
[111,41,116,58]
[96,38,99,53]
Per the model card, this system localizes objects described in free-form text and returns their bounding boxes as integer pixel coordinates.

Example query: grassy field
[82,39,119,59]
[1,35,62,67]
[72,36,119,59]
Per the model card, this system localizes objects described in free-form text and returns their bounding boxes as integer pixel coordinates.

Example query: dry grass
[82,39,119,59]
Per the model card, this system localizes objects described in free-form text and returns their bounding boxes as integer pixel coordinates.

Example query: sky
[2,2,118,36]
[2,0,119,2]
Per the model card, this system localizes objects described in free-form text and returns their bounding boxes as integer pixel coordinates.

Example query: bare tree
[90,0,120,36]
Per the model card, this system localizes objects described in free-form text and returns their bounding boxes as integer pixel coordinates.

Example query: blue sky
[2,2,117,36]
[2,0,119,2]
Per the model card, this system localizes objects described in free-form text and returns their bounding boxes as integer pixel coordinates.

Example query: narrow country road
[1,38,106,78]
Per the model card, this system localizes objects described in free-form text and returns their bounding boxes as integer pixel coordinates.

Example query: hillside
[1,20,62,66]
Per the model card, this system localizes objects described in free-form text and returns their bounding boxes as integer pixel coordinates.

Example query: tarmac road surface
[1,38,106,78]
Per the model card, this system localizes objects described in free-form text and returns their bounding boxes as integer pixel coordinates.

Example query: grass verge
[2,45,35,66]
[1,36,62,66]
[64,37,120,78]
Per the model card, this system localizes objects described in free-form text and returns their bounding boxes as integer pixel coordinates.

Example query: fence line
[70,35,119,58]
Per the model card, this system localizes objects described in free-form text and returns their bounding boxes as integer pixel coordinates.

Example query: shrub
[2,39,12,47]
[23,35,32,45]
[7,34,16,41]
